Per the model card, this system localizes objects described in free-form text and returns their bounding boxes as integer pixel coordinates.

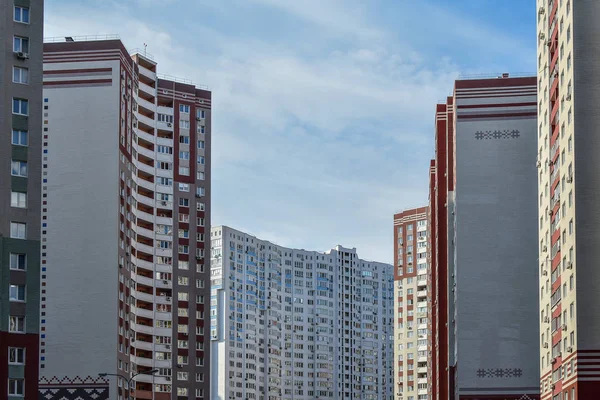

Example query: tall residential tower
[1,0,43,398]
[393,207,429,400]
[38,37,211,400]
[430,75,540,400]
[537,1,600,398]
[210,225,395,400]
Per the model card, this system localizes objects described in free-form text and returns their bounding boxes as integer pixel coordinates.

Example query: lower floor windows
[8,378,25,396]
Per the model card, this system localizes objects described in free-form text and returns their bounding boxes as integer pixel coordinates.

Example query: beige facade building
[393,207,429,400]
[537,0,600,399]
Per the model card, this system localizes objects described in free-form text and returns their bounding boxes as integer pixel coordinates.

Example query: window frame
[9,284,26,302]
[11,160,28,177]
[8,347,26,365]
[9,316,25,333]
[12,66,29,84]
[8,378,25,396]
[9,253,27,271]
[11,191,27,208]
[12,129,28,146]
[13,36,29,53]
[13,6,30,24]
[10,222,27,239]
[12,98,29,115]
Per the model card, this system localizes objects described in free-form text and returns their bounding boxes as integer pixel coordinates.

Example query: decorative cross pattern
[38,387,109,400]
[476,368,523,378]
[475,129,521,140]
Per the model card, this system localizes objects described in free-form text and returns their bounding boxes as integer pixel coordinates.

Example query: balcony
[133,256,154,271]
[132,289,154,303]
[155,184,173,195]
[131,321,153,335]
[137,96,156,113]
[155,294,172,304]
[135,210,155,224]
[139,81,156,97]
[155,247,172,258]
[131,305,154,319]
[137,113,156,130]
[134,142,156,160]
[155,168,173,179]
[155,215,172,226]
[157,105,173,116]
[155,279,172,289]
[135,176,155,192]
[132,273,154,287]
[135,127,155,144]
[155,135,173,147]
[134,225,155,240]
[155,263,172,273]
[157,120,173,132]
[132,339,153,351]
[136,162,155,176]
[131,354,153,367]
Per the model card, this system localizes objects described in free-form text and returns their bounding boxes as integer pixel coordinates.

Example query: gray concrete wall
[454,115,540,395]
[572,0,600,351]
[41,60,120,379]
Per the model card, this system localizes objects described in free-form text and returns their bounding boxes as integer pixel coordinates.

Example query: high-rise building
[429,75,540,400]
[209,225,394,400]
[37,37,211,400]
[536,1,600,398]
[1,1,43,398]
[393,207,429,400]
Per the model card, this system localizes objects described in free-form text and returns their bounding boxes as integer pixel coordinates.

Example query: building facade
[536,1,600,399]
[210,225,394,400]
[38,37,211,400]
[1,0,43,398]
[430,75,540,400]
[393,207,429,400]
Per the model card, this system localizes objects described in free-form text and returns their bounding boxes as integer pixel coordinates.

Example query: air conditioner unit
[566,176,573,183]
[551,358,557,364]
[16,51,29,60]
[165,376,171,381]
[166,296,172,301]
[539,7,545,15]
[167,122,172,127]
[539,32,546,41]
[544,316,550,323]
[566,261,573,269]
[163,280,169,284]
[177,364,184,368]
[183,332,188,336]
[543,342,548,348]
[542,270,548,276]
[548,210,553,217]
[161,201,168,206]
[165,344,171,349]
[567,346,573,352]
[566,94,572,101]
[196,117,202,121]
[562,324,568,331]
[542,246,548,252]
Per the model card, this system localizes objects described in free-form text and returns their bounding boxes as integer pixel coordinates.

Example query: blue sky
[45,0,536,262]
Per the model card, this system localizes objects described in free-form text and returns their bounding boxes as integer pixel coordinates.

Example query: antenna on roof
[143,43,147,57]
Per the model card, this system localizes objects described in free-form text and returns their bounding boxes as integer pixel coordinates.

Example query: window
[10,253,27,270]
[12,130,28,146]
[13,36,29,53]
[179,151,190,160]
[197,109,206,119]
[14,6,30,23]
[179,167,190,176]
[8,378,24,396]
[9,347,25,364]
[179,104,190,113]
[11,160,27,177]
[11,192,27,208]
[12,98,28,115]
[9,316,25,333]
[198,125,205,134]
[197,171,205,180]
[179,245,189,254]
[13,67,28,84]
[10,222,26,239]
[179,135,190,144]
[10,285,25,302]
[197,155,205,165]
[180,120,190,129]
[198,140,205,149]
[179,198,189,207]
[196,187,205,197]
[158,113,174,124]
[157,145,172,154]
[178,183,189,192]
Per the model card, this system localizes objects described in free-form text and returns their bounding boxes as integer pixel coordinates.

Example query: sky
[44,0,536,263]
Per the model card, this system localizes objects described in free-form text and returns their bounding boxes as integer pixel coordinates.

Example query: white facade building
[210,226,394,400]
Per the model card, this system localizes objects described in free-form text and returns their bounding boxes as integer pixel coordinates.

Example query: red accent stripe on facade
[456,112,537,119]
[43,67,112,75]
[43,78,113,86]
[457,102,538,109]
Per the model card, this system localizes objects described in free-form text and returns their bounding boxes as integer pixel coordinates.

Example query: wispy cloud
[44,0,533,262]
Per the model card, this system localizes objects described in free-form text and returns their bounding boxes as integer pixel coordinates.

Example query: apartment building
[393,207,429,400]
[1,0,43,398]
[209,225,394,400]
[536,1,600,399]
[430,75,540,400]
[38,37,211,400]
